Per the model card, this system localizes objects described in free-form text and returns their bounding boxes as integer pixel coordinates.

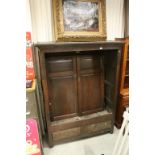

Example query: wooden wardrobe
[34,41,124,146]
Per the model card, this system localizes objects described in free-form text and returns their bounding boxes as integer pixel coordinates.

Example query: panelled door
[45,52,104,121]
[46,54,78,120]
[77,53,104,115]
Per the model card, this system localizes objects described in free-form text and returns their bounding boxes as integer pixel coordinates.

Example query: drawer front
[51,111,112,144]
[81,120,112,135]
[53,127,80,141]
[52,120,112,144]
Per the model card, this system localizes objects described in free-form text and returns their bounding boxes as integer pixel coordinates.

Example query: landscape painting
[63,0,99,32]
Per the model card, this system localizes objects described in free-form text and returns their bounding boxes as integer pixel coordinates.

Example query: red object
[26,32,32,42]
[26,119,41,155]
[26,47,35,80]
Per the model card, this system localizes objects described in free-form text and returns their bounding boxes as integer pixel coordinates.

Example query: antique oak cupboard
[34,41,124,147]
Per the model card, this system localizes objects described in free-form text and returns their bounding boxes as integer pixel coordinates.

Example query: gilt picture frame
[52,0,106,42]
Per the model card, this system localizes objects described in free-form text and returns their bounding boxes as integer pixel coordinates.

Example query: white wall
[26,0,32,32]
[27,0,124,42]
[29,0,54,42]
[106,0,124,40]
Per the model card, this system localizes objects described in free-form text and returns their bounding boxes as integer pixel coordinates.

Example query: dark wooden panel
[78,54,104,115]
[50,111,112,144]
[80,55,101,70]
[104,50,118,109]
[80,74,103,114]
[53,127,80,141]
[46,55,78,120]
[34,41,124,53]
[48,77,78,120]
[52,128,111,145]
[50,111,112,132]
[46,57,73,73]
[105,85,114,102]
[81,121,112,135]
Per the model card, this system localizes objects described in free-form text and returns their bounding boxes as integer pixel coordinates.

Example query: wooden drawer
[53,127,80,141]
[49,110,112,145]
[81,121,111,135]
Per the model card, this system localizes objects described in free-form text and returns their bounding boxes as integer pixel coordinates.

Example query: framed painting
[52,0,106,41]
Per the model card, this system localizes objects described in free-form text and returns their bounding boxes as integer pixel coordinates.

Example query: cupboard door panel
[46,56,78,120]
[78,54,104,115]
[46,58,73,73]
[48,76,78,120]
[80,74,103,114]
[80,56,101,70]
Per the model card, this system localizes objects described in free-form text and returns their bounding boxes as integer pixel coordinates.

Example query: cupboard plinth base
[48,110,113,146]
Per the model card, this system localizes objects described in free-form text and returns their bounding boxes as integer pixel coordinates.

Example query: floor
[43,127,119,155]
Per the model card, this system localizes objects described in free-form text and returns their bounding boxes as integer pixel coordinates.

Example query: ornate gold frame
[52,0,106,42]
